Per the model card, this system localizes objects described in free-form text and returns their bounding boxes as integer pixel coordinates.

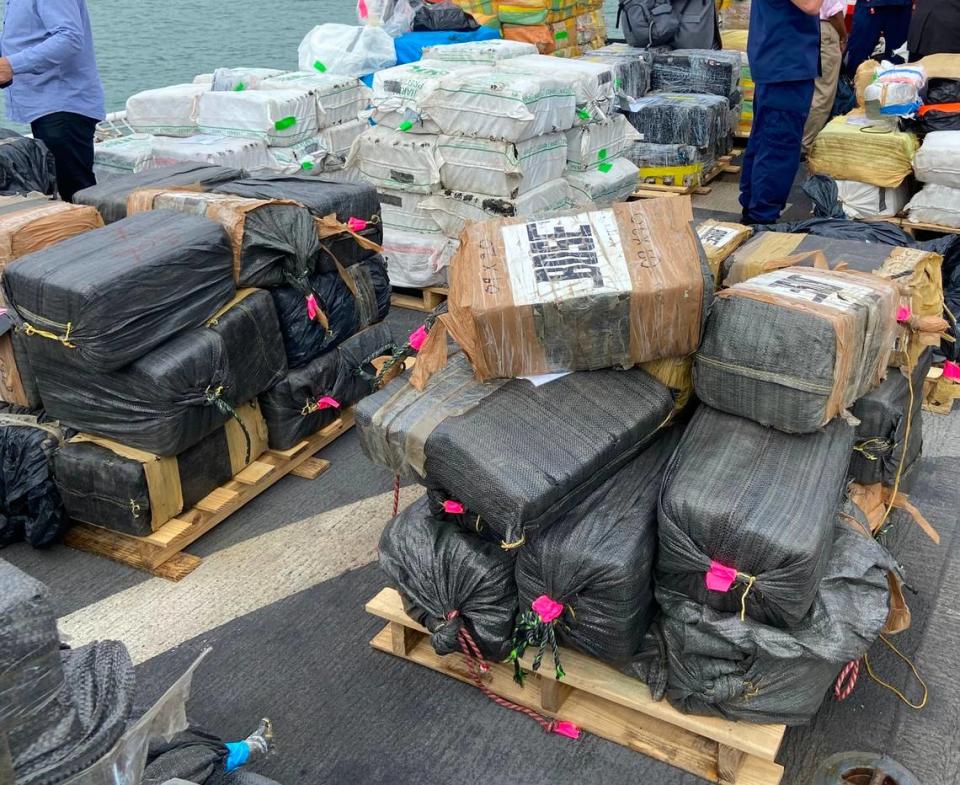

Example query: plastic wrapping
[564,115,640,172]
[695,268,900,433]
[346,125,442,194]
[625,93,731,157]
[0,130,57,196]
[210,67,286,92]
[0,313,41,408]
[438,132,567,197]
[695,220,751,283]
[381,226,454,287]
[29,290,287,456]
[720,0,750,30]
[501,22,581,57]
[658,405,854,628]
[421,39,538,63]
[393,27,502,63]
[628,141,709,188]
[357,351,674,545]
[577,45,651,105]
[0,196,103,269]
[902,103,960,135]
[357,0,418,36]
[906,182,960,229]
[751,216,916,247]
[370,60,483,133]
[564,157,639,206]
[378,187,445,235]
[150,135,273,172]
[3,210,236,373]
[93,135,156,181]
[808,113,918,189]
[515,428,680,665]
[298,24,397,77]
[863,62,926,119]
[125,84,209,137]
[836,179,910,220]
[259,321,394,450]
[650,49,741,99]
[197,90,319,148]
[53,400,268,536]
[498,0,576,25]
[499,54,617,123]
[379,496,518,660]
[913,130,960,187]
[259,72,370,129]
[574,9,606,48]
[414,1,480,30]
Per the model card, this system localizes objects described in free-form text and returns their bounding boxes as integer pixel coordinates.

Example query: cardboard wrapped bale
[650,49,741,99]
[564,157,640,207]
[695,219,751,284]
[260,71,369,129]
[125,83,208,137]
[356,351,675,546]
[625,94,732,159]
[809,113,918,189]
[3,210,236,374]
[197,89,319,147]
[658,405,855,628]
[0,129,57,196]
[429,196,711,381]
[379,495,518,661]
[27,289,287,456]
[515,428,681,666]
[53,400,268,537]
[695,267,900,433]
[259,322,395,450]
[0,195,103,270]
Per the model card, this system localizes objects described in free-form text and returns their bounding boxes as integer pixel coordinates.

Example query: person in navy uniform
[739,0,822,225]
[843,0,913,78]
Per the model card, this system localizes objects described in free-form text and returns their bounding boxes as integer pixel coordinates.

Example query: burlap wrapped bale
[695,267,900,433]
[379,496,518,660]
[658,404,855,628]
[809,113,918,189]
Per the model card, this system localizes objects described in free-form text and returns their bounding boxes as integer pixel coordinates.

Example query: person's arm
[828,11,847,48]
[3,0,86,77]
[791,0,824,15]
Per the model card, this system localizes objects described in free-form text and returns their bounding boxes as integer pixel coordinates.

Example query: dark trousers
[30,111,97,201]
[739,79,815,225]
[843,4,911,78]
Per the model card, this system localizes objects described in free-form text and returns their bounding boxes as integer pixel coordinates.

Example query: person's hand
[840,36,848,52]
[0,58,13,84]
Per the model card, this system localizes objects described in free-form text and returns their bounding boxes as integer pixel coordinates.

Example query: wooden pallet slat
[390,286,449,313]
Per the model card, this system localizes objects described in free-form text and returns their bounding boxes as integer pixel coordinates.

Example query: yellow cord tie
[878,365,914,532]
[23,321,75,348]
[500,533,526,551]
[738,574,756,622]
[863,634,928,710]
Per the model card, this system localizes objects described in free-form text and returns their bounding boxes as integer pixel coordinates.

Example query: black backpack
[617,0,680,48]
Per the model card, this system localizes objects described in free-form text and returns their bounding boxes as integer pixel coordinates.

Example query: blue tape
[224,741,250,772]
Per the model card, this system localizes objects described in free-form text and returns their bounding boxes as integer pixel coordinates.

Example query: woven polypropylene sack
[379,496,518,660]
[515,427,681,665]
[73,163,243,224]
[142,727,226,785]
[658,405,855,628]
[0,129,57,196]
[3,210,236,373]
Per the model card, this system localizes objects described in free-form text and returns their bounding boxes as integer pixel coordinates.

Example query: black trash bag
[803,174,845,219]
[0,419,66,548]
[414,1,479,30]
[514,427,682,668]
[640,512,896,725]
[926,78,960,105]
[851,350,931,490]
[30,290,287,456]
[0,309,43,410]
[926,234,960,360]
[3,210,236,374]
[830,75,857,120]
[0,128,57,196]
[657,405,855,628]
[751,216,916,246]
[259,321,395,450]
[73,162,244,224]
[379,495,518,661]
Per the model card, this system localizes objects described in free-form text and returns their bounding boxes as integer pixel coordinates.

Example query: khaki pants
[802,21,842,152]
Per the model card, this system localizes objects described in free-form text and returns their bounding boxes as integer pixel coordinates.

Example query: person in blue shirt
[0,0,105,200]
[739,0,822,225]
[843,0,913,78]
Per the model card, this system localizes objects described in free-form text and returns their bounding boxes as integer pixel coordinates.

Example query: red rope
[392,474,400,517]
[834,658,861,701]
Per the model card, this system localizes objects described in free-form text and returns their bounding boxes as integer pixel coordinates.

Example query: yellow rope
[863,634,928,710]
[738,574,756,621]
[878,358,915,531]
[23,321,75,348]
[500,533,526,551]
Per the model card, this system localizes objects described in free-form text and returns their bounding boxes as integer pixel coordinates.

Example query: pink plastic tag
[896,304,912,323]
[705,561,738,592]
[305,294,320,321]
[442,500,464,515]
[409,325,428,351]
[552,721,580,739]
[316,396,340,410]
[945,361,960,382]
[357,0,369,19]
[347,216,368,233]
[531,595,564,623]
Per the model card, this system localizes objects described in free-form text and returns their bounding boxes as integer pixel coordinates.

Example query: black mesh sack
[3,210,236,373]
[650,50,741,99]
[658,405,855,629]
[379,495,517,660]
[0,129,57,196]
[514,427,681,666]
[29,290,287,456]
[259,321,395,450]
[73,162,243,224]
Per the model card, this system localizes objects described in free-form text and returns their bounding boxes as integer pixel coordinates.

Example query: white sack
[564,156,639,206]
[197,89,318,147]
[126,83,208,137]
[298,24,396,78]
[437,132,567,197]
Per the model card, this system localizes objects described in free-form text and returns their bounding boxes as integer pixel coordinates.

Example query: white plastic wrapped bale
[379,188,446,238]
[346,125,442,194]
[863,61,926,120]
[836,180,910,219]
[261,71,370,128]
[125,83,208,137]
[93,134,155,181]
[564,157,639,206]
[197,89,318,147]
[193,73,214,85]
[437,133,567,198]
[267,120,368,174]
[421,180,570,239]
[421,70,577,141]
[298,24,396,78]
[421,39,538,65]
[211,67,287,92]
[906,183,960,228]
[913,130,960,187]
[151,134,273,171]
[319,118,368,158]
[499,54,617,124]
[382,227,456,287]
[371,60,485,134]
[565,115,640,172]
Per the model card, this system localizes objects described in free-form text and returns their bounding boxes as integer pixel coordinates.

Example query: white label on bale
[744,270,879,312]
[501,211,632,307]
[698,224,741,249]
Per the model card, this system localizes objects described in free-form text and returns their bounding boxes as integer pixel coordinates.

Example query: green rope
[506,610,565,686]
[205,386,252,464]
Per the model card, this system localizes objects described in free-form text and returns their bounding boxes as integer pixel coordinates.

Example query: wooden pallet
[390,286,448,313]
[366,588,786,785]
[859,215,960,238]
[632,155,741,198]
[63,410,355,580]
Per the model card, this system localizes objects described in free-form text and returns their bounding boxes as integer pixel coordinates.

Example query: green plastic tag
[555,30,568,39]
[576,108,590,120]
[301,161,315,170]
[233,82,246,92]
[615,78,623,89]
[313,60,327,73]
[398,120,413,132]
[274,116,297,131]
[597,148,608,160]
[598,162,613,173]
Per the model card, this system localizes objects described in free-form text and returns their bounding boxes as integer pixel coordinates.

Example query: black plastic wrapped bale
[357,352,675,546]
[271,255,390,368]
[3,210,236,374]
[213,175,383,270]
[851,350,931,490]
[650,50,742,99]
[53,400,268,537]
[577,46,652,103]
[625,93,732,158]
[514,427,681,666]
[628,142,711,187]
[73,162,244,224]
[646,515,896,725]
[378,495,518,661]
[1,560,135,785]
[0,129,57,196]
[413,1,479,30]
[29,290,287,456]
[259,322,395,450]
[657,405,855,628]
[0,416,67,548]
[0,310,42,410]
[751,216,916,247]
